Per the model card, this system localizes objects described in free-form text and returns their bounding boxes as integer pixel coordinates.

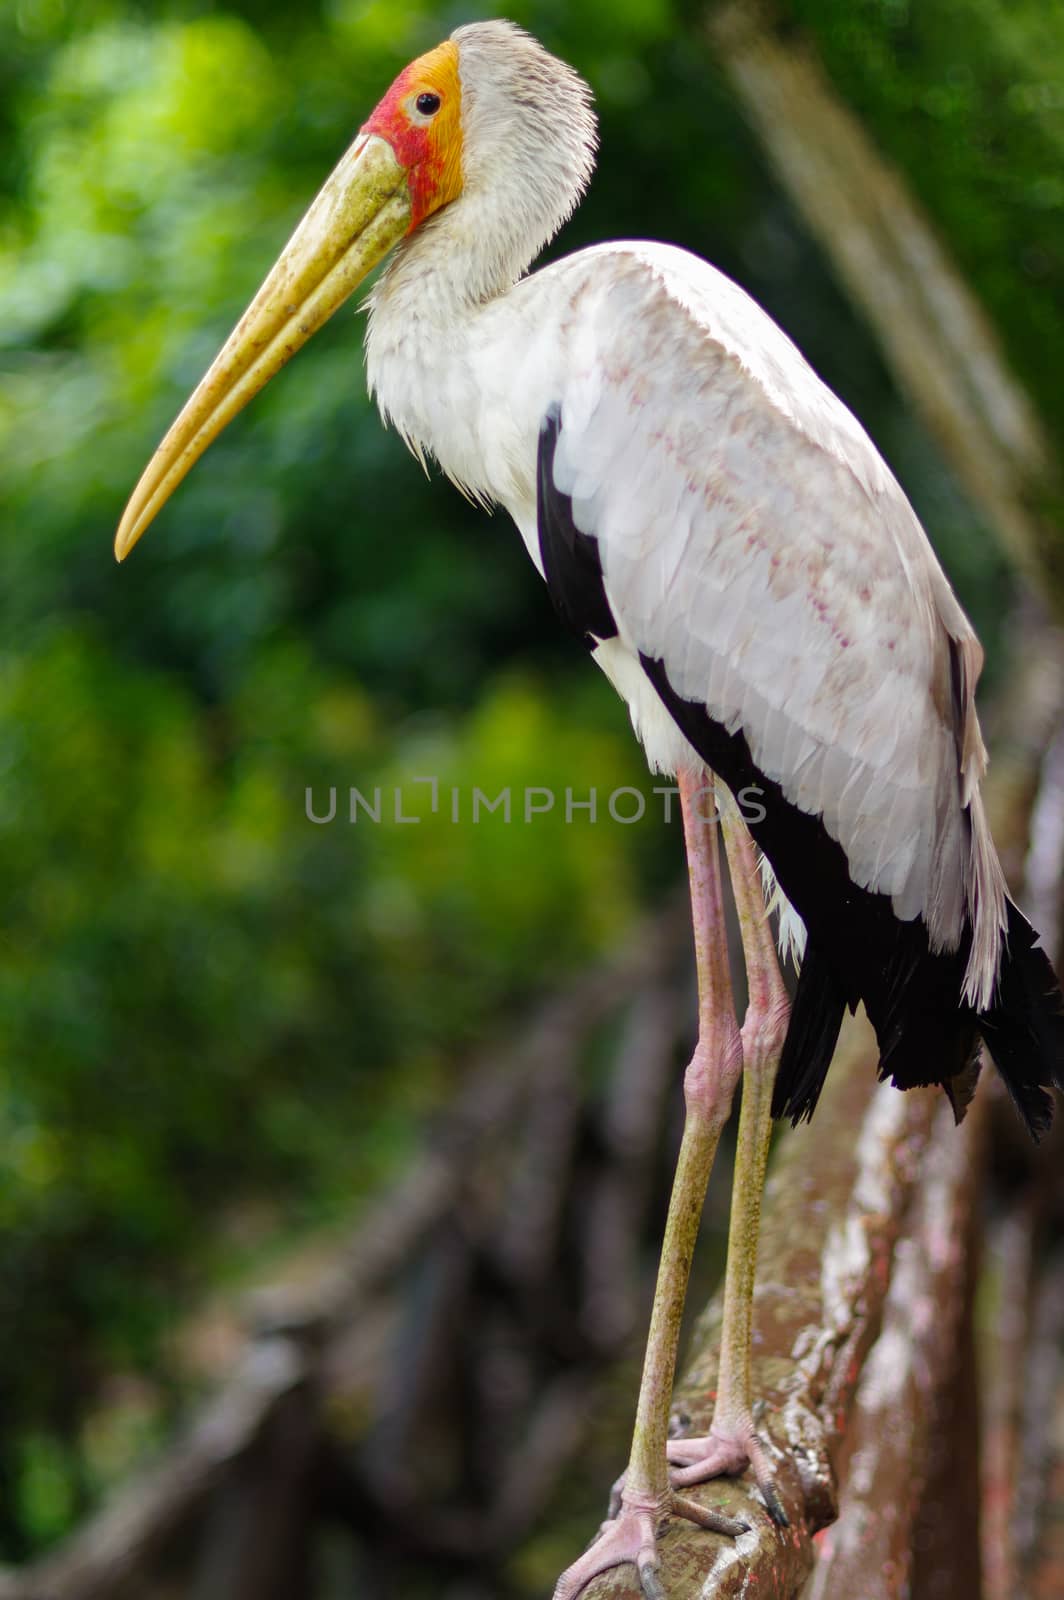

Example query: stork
[115,21,1064,1597]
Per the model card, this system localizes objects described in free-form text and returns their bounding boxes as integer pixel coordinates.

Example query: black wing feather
[535,409,1062,1139]
[537,405,617,645]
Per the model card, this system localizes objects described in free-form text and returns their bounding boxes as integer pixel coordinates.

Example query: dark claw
[747,1430,789,1527]
[760,1481,789,1528]
[637,1555,665,1600]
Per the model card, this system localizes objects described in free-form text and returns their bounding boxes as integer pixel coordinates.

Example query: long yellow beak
[115,133,411,561]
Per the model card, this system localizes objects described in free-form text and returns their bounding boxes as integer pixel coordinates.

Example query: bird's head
[114,20,595,560]
[359,41,465,233]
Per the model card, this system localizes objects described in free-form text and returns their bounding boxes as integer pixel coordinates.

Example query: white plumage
[369,213,1006,1008]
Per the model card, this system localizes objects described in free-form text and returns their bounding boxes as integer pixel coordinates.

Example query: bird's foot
[666,1418,789,1527]
[552,1489,748,1600]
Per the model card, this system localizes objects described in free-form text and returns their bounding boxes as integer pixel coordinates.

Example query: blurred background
[1,1,1062,1596]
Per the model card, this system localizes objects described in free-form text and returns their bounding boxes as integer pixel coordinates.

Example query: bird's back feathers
[536,396,1064,1140]
[369,221,1064,1138]
[536,243,1005,1006]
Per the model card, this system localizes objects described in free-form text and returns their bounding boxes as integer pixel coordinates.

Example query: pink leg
[667,803,791,1522]
[553,770,750,1600]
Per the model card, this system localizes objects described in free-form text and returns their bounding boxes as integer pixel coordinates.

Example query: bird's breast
[367,283,567,526]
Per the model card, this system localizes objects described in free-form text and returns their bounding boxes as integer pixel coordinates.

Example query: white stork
[115,20,1064,1596]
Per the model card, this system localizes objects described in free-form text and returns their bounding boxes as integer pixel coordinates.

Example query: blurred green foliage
[0,0,1055,1560]
[789,0,1064,447]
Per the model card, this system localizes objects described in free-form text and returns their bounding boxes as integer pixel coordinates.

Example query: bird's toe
[552,1486,748,1600]
[667,1424,788,1524]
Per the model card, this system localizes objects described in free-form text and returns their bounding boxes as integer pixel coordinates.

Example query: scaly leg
[667,803,791,1523]
[553,770,750,1600]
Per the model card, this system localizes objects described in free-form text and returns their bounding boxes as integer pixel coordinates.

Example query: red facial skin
[361,44,463,232]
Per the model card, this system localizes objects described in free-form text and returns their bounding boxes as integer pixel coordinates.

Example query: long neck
[364,217,493,482]
[359,221,498,515]
[364,18,596,434]
[364,184,557,494]
[364,76,593,496]
[367,179,551,354]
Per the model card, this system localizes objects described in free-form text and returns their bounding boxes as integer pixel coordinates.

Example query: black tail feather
[976,899,1064,1140]
[773,902,1064,1142]
[632,648,1063,1138]
[872,934,982,1098]
[772,940,848,1125]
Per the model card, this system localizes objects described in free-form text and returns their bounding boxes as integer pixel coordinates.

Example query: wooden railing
[1,626,1059,1599]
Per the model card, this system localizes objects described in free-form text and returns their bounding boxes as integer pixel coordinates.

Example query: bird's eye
[415,92,441,116]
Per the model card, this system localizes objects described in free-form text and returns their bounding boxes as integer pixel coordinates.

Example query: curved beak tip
[114,501,146,562]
